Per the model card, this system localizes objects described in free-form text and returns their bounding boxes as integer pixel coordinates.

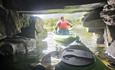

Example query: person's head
[60,16,64,21]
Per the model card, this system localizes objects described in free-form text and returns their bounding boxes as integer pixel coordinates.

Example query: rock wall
[0,5,47,69]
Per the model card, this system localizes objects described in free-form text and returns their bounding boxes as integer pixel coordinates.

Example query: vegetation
[43,14,83,32]
[44,18,58,31]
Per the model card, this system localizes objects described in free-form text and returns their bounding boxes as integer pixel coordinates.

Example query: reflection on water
[42,32,57,54]
[72,24,97,52]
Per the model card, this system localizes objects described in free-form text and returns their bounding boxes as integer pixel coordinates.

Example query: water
[0,24,113,70]
[31,25,113,70]
[42,32,58,54]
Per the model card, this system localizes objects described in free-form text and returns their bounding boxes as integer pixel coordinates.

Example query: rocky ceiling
[2,0,107,11]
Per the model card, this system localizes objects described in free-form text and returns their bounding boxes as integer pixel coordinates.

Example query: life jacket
[58,21,69,29]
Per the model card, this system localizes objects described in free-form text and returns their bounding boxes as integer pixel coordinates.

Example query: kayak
[55,40,111,70]
[53,33,77,46]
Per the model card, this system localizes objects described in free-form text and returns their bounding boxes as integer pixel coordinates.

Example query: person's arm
[66,21,72,27]
[55,21,60,30]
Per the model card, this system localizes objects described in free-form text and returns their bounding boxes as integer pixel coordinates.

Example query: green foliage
[43,16,82,31]
[43,18,58,31]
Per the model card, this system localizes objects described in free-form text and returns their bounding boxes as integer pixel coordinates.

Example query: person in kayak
[55,16,72,35]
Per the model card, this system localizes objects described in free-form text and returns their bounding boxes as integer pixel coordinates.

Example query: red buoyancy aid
[58,21,70,29]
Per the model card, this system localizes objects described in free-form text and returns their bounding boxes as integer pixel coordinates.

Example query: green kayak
[53,34,78,46]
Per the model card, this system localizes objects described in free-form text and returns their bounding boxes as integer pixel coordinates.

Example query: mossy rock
[82,19,105,28]
[82,7,106,28]
[88,28,104,34]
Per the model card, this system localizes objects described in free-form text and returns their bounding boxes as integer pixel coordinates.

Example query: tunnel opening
[29,10,108,70]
